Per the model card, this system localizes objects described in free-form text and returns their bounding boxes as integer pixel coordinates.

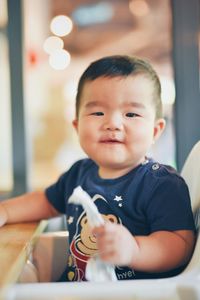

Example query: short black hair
[76,55,162,119]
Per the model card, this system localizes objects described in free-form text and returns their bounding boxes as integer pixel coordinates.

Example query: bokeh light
[50,15,73,37]
[43,36,64,54]
[49,49,71,70]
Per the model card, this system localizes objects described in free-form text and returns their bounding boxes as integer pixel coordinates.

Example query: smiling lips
[100,138,123,144]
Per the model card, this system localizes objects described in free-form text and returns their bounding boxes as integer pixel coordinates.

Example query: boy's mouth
[100,138,123,144]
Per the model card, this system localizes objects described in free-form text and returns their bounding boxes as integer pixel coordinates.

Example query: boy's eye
[91,112,104,116]
[125,112,138,118]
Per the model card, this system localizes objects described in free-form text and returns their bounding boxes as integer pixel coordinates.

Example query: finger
[92,225,105,236]
[99,249,118,264]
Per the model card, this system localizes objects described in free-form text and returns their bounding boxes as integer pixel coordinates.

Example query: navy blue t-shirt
[45,158,195,281]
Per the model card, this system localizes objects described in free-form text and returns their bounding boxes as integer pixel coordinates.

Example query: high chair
[6,141,200,300]
[176,140,200,299]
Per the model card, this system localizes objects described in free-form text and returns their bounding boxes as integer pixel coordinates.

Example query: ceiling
[50,0,172,71]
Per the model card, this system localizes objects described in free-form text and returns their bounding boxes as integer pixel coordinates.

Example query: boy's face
[73,75,165,178]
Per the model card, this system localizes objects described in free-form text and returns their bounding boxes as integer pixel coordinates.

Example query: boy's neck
[98,161,144,179]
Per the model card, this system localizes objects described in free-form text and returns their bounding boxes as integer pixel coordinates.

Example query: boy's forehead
[80,75,154,104]
[81,74,152,90]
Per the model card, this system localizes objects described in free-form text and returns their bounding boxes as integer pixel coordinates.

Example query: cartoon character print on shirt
[67,194,121,281]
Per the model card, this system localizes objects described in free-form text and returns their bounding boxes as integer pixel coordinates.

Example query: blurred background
[0,0,200,197]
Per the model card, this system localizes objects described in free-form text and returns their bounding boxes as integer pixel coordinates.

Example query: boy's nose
[103,115,123,131]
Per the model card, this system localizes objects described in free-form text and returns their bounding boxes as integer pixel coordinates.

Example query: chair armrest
[18,231,69,283]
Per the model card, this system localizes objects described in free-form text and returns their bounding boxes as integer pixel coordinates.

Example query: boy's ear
[72,119,78,132]
[153,118,166,141]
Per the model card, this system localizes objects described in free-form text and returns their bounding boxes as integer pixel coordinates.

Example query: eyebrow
[84,101,104,109]
[124,101,146,109]
[84,101,146,109]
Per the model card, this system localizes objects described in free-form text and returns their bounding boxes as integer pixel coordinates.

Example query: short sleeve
[45,172,68,213]
[45,160,85,213]
[146,175,195,233]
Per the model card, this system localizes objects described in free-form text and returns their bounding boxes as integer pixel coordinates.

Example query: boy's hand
[93,223,195,272]
[92,222,139,266]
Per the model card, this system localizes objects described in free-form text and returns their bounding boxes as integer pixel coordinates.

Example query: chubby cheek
[79,125,93,143]
[78,119,98,141]
[129,124,154,147]
[78,126,97,155]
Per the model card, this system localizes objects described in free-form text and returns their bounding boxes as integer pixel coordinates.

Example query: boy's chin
[95,157,126,167]
[97,159,132,171]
